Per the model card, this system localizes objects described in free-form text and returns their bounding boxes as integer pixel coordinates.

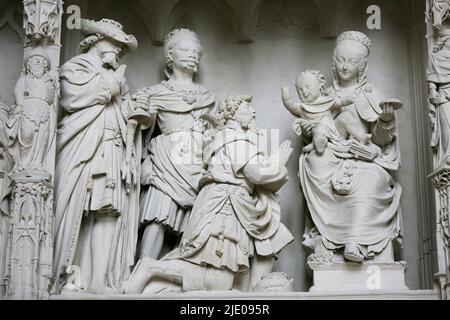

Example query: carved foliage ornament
[23,0,61,43]
[427,0,450,28]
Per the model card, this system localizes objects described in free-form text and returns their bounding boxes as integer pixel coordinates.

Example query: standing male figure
[53,19,141,294]
[135,29,215,260]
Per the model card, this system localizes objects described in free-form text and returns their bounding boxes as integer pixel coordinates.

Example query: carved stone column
[430,168,450,300]
[3,0,63,300]
[6,176,53,300]
[425,0,450,301]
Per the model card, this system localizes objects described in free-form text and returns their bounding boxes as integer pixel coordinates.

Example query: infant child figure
[282,70,371,154]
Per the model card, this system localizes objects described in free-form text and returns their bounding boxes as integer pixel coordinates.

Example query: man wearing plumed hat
[53,18,141,294]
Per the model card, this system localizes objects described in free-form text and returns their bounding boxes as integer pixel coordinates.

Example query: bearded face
[101,51,120,70]
[96,39,123,70]
[26,56,49,79]
[235,101,258,132]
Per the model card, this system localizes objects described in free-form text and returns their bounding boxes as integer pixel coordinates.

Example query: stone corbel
[211,0,264,43]
[132,0,195,46]
[310,0,353,39]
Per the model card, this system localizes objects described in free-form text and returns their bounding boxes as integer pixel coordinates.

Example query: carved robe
[427,44,450,165]
[300,80,403,258]
[53,54,140,292]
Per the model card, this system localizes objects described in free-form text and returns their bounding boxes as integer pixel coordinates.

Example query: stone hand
[339,94,355,106]
[114,65,127,85]
[132,90,151,112]
[429,87,438,102]
[379,102,395,123]
[299,119,317,136]
[278,140,293,166]
[123,157,137,194]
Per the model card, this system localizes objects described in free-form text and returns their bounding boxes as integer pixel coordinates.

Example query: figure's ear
[167,48,174,62]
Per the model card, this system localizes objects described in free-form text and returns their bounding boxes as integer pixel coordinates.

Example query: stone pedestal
[308,261,408,292]
[5,173,53,300]
[307,244,409,292]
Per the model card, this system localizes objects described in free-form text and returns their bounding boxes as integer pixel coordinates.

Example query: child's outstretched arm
[281,87,303,117]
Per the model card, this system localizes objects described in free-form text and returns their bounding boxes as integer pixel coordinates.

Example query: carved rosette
[5,176,53,300]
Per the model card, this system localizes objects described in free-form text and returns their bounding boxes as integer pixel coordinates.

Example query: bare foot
[344,243,364,262]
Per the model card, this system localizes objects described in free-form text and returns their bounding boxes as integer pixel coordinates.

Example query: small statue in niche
[0,103,14,297]
[427,31,450,168]
[12,47,56,175]
[281,70,370,155]
[127,95,294,294]
[296,31,403,263]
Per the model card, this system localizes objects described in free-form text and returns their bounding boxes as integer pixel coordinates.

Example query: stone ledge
[51,289,440,300]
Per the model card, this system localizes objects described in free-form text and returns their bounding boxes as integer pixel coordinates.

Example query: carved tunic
[171,127,294,273]
[140,81,214,233]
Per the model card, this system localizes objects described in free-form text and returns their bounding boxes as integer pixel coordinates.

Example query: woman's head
[333,31,371,87]
[164,29,203,76]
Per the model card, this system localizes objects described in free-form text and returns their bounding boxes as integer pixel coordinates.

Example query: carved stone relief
[127,95,294,294]
[281,31,407,291]
[23,0,62,44]
[426,0,450,301]
[0,0,62,301]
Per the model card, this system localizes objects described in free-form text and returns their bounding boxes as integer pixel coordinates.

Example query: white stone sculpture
[282,69,370,155]
[0,103,14,297]
[12,46,56,175]
[427,0,450,29]
[133,29,215,260]
[23,0,62,44]
[52,18,141,295]
[427,30,450,168]
[127,95,294,294]
[293,31,403,264]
